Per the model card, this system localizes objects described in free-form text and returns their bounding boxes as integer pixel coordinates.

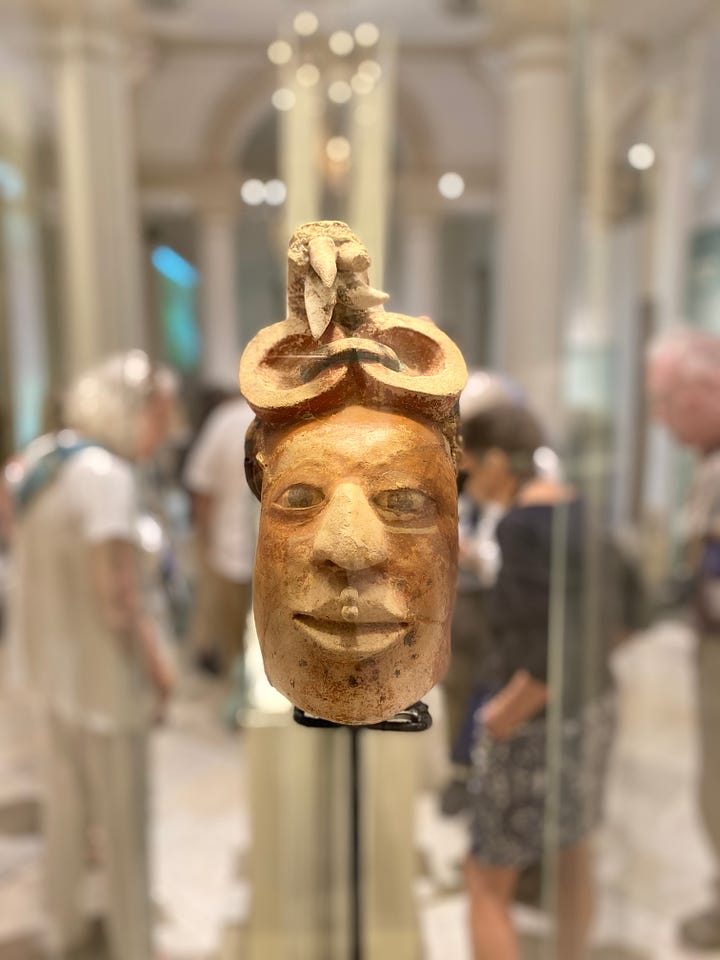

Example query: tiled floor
[1,621,719,959]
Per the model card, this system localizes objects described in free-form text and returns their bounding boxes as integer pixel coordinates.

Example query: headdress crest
[239,221,467,427]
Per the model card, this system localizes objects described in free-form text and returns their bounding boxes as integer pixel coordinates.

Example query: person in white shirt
[183,396,257,677]
[6,351,176,960]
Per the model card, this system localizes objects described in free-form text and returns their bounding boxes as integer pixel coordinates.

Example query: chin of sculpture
[240,221,467,725]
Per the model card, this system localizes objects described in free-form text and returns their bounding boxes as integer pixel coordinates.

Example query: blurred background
[1,0,720,958]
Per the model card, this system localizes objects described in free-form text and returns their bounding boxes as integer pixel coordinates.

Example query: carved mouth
[292,614,411,657]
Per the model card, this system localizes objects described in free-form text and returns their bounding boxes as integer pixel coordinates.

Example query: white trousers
[43,715,152,960]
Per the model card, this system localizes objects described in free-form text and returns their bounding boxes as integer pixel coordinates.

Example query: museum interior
[2,0,720,958]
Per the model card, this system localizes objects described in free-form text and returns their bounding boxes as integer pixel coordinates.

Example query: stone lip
[292,614,413,660]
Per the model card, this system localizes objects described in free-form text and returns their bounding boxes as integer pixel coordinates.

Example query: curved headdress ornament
[240,221,467,433]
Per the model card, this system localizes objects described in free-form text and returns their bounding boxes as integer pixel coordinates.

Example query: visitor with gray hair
[6,350,176,960]
[647,327,720,950]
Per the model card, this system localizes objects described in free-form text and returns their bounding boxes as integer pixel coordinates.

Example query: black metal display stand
[293,702,432,960]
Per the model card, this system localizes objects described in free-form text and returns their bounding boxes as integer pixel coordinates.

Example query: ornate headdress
[240,221,467,483]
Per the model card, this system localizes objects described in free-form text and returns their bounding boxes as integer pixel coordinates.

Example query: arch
[239,107,279,175]
[201,66,438,173]
[203,66,278,166]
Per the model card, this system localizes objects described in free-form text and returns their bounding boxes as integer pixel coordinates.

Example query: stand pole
[350,727,362,960]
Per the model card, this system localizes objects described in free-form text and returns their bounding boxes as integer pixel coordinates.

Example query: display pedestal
[293,704,430,960]
[243,707,426,960]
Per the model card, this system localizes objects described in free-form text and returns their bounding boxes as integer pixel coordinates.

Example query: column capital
[485,0,608,48]
[488,0,610,45]
[485,0,568,39]
[34,0,141,36]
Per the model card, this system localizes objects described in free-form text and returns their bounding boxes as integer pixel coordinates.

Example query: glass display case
[2,1,720,958]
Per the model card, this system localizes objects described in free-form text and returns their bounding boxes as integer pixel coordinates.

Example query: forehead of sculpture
[263,406,454,487]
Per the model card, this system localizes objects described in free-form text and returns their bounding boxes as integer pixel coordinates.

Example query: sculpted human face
[253,405,458,724]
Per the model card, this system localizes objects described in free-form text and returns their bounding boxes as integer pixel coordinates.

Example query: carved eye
[373,488,435,520]
[277,483,325,509]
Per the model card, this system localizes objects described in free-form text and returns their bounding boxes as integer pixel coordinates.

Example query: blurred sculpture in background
[183,396,257,699]
[240,221,467,724]
[6,351,176,960]
[647,327,720,950]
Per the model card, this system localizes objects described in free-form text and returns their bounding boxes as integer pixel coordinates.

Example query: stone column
[197,183,241,389]
[642,34,707,570]
[349,39,397,288]
[400,211,440,322]
[52,1,145,378]
[0,74,49,447]
[489,2,573,428]
[280,67,323,239]
[2,205,50,446]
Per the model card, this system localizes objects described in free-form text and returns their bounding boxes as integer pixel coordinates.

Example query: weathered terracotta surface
[240,221,467,724]
[252,406,458,724]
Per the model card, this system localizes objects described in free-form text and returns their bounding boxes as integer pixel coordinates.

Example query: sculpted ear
[244,419,266,501]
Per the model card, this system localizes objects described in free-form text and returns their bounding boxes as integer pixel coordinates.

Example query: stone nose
[311,483,388,572]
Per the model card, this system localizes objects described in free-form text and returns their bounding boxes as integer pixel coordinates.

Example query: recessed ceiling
[141,0,490,45]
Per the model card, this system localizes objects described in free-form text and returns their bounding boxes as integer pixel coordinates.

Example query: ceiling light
[438,172,465,199]
[627,143,656,171]
[241,179,266,205]
[271,87,296,110]
[329,30,354,56]
[293,11,319,36]
[328,80,352,104]
[358,59,382,81]
[326,136,351,163]
[354,22,379,47]
[265,180,287,205]
[267,40,292,65]
[296,63,320,87]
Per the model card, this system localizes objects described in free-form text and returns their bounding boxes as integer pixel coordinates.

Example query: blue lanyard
[14,437,100,514]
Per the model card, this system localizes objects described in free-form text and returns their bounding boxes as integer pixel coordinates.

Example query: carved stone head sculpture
[240,221,467,724]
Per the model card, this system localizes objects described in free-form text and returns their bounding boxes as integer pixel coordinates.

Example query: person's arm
[675,459,720,629]
[183,408,225,558]
[481,670,548,741]
[183,412,226,555]
[90,538,175,712]
[0,464,16,545]
[482,511,551,739]
[76,452,176,714]
[191,491,214,552]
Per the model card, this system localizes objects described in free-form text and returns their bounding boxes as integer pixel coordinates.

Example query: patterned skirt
[469,692,617,867]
